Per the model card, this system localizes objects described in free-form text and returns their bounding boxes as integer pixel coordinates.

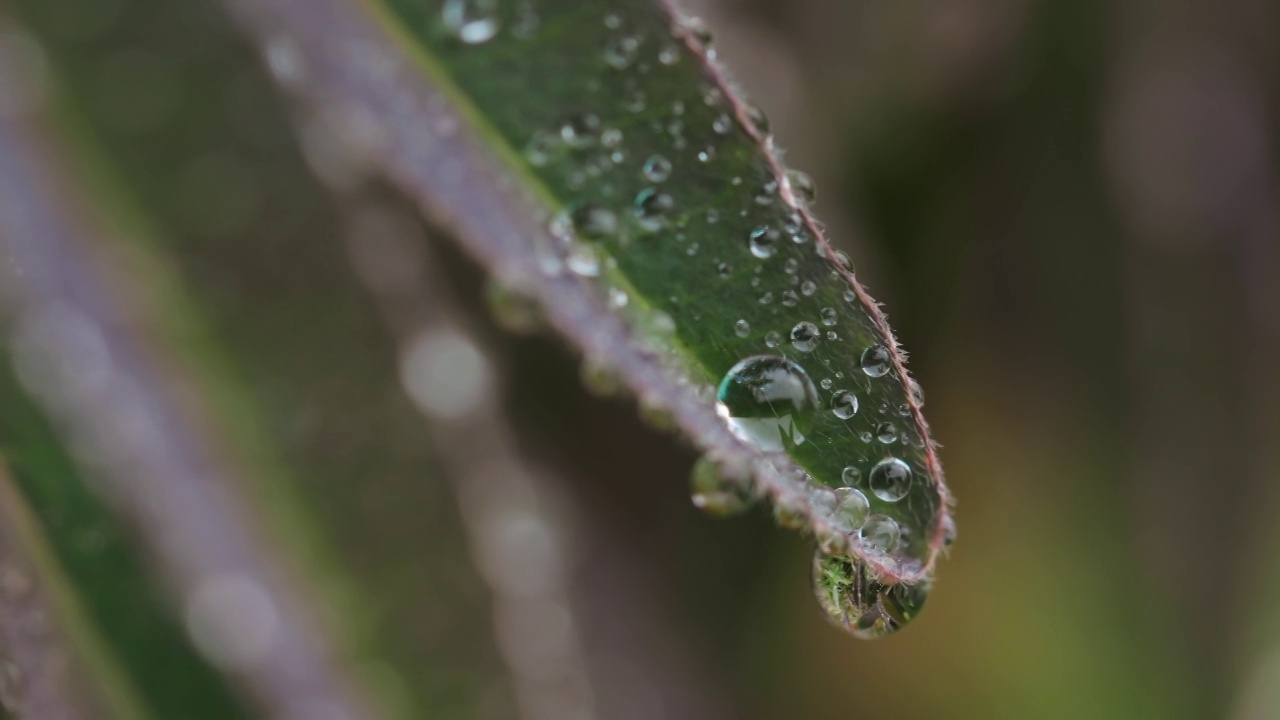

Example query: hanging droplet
[789,322,820,352]
[643,154,673,183]
[860,344,891,377]
[831,390,858,419]
[812,552,929,638]
[716,355,819,452]
[859,515,901,552]
[786,169,816,204]
[690,455,755,516]
[748,225,781,259]
[868,457,913,502]
[441,0,501,44]
[634,188,675,231]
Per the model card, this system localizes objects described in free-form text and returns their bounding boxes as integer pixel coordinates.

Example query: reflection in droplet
[830,390,858,420]
[812,552,929,638]
[860,343,891,377]
[869,458,913,502]
[859,514,901,552]
[716,355,819,452]
[789,322,820,352]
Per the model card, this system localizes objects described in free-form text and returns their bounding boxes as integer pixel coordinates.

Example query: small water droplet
[858,430,873,443]
[800,280,817,296]
[831,390,858,419]
[859,515,901,552]
[819,307,838,326]
[712,113,733,135]
[789,322,820,352]
[623,88,647,113]
[734,319,751,338]
[634,188,675,231]
[869,457,913,502]
[781,290,799,307]
[842,465,862,484]
[560,114,601,147]
[820,378,833,390]
[441,0,501,44]
[941,515,957,549]
[764,331,781,348]
[566,244,601,277]
[860,344,891,377]
[683,16,713,46]
[875,423,898,444]
[749,225,781,259]
[484,282,543,334]
[658,42,681,65]
[754,179,778,205]
[604,34,641,69]
[757,291,774,305]
[697,146,716,163]
[690,456,754,516]
[569,203,619,241]
[908,379,925,407]
[600,127,623,148]
[745,103,771,134]
[833,249,853,271]
[716,355,819,452]
[642,154,673,183]
[812,553,928,638]
[786,169,816,204]
[525,130,558,166]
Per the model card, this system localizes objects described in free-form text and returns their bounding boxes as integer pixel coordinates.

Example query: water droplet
[875,422,898,444]
[524,130,558,166]
[789,322,820,352]
[764,331,781,348]
[604,34,641,69]
[566,245,600,276]
[800,280,817,296]
[820,378,833,390]
[869,458,913,502]
[484,282,543,334]
[908,379,925,407]
[634,188,674,231]
[569,203,619,241]
[441,0,501,44]
[858,430,873,443]
[690,456,755,516]
[860,344,891,377]
[712,113,733,135]
[716,355,819,452]
[754,180,778,205]
[941,515,957,549]
[819,307,838,326]
[757,291,774,305]
[749,225,780,259]
[842,466,862,484]
[560,114,601,147]
[658,42,681,65]
[600,127,623,148]
[833,250,853,271]
[642,154,673,183]
[831,390,858,419]
[683,16,713,46]
[785,170,815,205]
[734,319,750,338]
[859,515,901,552]
[623,88,647,113]
[812,553,928,638]
[745,103,771,134]
[781,290,799,307]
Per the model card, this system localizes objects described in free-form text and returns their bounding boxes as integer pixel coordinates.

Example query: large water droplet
[716,355,819,452]
[812,553,929,638]
[789,322,820,352]
[830,487,871,532]
[441,0,501,44]
[831,390,858,419]
[859,514,901,552]
[690,456,754,516]
[860,343,891,377]
[868,457,913,502]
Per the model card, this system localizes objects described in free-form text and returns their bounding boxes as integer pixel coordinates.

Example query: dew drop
[830,390,858,419]
[697,146,715,163]
[690,455,754,516]
[781,290,798,307]
[559,114,601,147]
[826,487,870,532]
[789,322,820,352]
[642,154,673,183]
[812,552,928,638]
[745,103,771,134]
[623,88,647,113]
[569,203,619,241]
[820,307,837,326]
[908,379,925,407]
[748,225,781,259]
[754,180,779,206]
[600,127,623,148]
[842,465,862,485]
[820,378,833,390]
[712,113,733,135]
[734,319,751,338]
[869,457,913,502]
[859,515,901,552]
[764,331,781,348]
[634,188,674,231]
[860,344,891,377]
[757,291,773,305]
[858,430,873,443]
[604,34,641,69]
[786,170,816,204]
[484,282,543,334]
[875,422,898,444]
[524,129,558,166]
[658,42,681,65]
[441,0,501,44]
[716,355,819,452]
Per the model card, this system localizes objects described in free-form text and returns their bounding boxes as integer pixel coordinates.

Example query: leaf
[221,0,953,584]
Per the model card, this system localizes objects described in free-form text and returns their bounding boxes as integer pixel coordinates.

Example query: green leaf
[222,0,953,585]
